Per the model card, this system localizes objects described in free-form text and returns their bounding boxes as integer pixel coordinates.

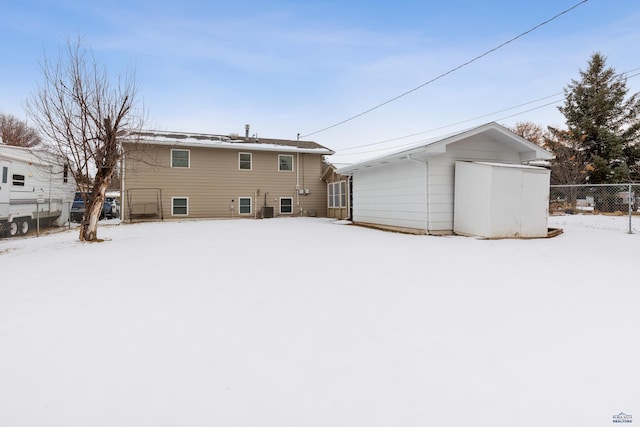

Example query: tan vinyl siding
[122,144,328,221]
[323,167,350,220]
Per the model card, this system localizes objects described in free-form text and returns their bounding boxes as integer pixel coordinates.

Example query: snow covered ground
[1,216,638,427]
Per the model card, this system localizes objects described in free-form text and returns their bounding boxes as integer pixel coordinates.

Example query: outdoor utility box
[453,161,550,238]
[261,206,274,218]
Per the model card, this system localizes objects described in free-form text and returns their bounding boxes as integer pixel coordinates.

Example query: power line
[299,0,590,139]
[333,67,640,156]
[338,93,564,152]
[333,99,564,158]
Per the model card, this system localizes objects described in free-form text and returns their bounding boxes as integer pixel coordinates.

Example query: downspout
[296,152,300,215]
[407,154,429,233]
[120,142,126,222]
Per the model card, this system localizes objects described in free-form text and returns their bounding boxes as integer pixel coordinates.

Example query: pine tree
[558,53,640,183]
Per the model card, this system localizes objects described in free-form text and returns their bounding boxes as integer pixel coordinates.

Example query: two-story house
[120,129,334,222]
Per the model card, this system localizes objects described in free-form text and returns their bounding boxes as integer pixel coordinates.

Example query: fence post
[629,183,633,234]
[36,201,40,237]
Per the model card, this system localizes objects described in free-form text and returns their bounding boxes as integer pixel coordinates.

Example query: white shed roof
[337,122,554,175]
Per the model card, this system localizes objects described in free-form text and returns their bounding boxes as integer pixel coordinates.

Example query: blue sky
[1,0,639,162]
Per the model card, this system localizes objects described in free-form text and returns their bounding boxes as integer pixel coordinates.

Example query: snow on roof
[336,122,553,174]
[121,130,334,155]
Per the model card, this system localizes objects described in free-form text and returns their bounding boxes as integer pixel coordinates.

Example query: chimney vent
[245,124,250,138]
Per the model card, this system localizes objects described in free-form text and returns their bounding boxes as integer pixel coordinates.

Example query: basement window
[239,197,252,214]
[172,197,188,215]
[280,197,293,214]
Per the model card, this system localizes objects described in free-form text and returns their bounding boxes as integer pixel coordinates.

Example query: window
[278,154,293,171]
[171,149,190,168]
[280,197,293,214]
[63,164,69,183]
[328,181,347,208]
[239,197,252,214]
[239,152,252,170]
[12,174,25,186]
[2,166,7,184]
[172,197,188,215]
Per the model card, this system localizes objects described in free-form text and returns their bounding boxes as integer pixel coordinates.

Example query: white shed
[336,122,554,235]
[453,161,550,238]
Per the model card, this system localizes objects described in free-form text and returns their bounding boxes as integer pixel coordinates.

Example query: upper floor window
[278,154,293,172]
[239,152,252,170]
[171,149,190,168]
[2,166,7,184]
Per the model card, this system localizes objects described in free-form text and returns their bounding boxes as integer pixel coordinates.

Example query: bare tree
[0,113,42,147]
[27,38,143,241]
[508,121,548,147]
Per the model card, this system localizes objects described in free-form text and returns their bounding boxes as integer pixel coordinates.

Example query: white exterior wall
[426,137,521,232]
[454,161,550,238]
[352,160,427,231]
[0,146,76,226]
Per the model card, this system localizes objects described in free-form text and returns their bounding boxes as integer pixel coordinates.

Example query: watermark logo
[613,413,633,423]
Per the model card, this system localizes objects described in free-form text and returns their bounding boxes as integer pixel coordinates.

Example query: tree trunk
[79,178,111,241]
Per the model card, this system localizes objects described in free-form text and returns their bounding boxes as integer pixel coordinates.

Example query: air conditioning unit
[261,206,274,218]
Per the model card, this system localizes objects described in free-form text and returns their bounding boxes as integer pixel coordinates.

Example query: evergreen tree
[557,53,640,183]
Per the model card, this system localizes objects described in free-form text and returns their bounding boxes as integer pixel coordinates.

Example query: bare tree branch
[26,37,144,241]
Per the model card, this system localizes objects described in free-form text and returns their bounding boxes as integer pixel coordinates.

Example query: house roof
[121,130,334,155]
[336,122,554,175]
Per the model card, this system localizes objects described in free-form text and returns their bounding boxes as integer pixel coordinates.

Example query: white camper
[0,144,76,236]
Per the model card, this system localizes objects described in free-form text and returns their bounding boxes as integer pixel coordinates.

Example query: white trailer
[0,144,76,237]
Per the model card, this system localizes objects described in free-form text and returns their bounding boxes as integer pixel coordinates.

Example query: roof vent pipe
[245,124,250,138]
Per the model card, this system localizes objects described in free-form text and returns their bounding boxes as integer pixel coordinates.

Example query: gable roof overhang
[336,122,554,175]
[120,130,335,155]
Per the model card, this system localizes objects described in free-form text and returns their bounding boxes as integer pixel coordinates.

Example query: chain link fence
[549,184,640,234]
[0,201,74,238]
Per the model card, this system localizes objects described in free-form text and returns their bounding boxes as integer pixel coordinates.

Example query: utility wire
[334,67,640,156]
[334,99,564,158]
[299,0,590,139]
[338,93,563,151]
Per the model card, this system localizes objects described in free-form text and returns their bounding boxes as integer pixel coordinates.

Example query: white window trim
[238,197,252,215]
[171,197,189,216]
[278,154,294,172]
[239,152,252,171]
[171,149,190,168]
[279,197,293,214]
[328,181,346,208]
[328,182,334,208]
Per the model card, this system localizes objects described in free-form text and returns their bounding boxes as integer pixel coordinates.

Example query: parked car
[70,198,114,222]
[70,199,86,222]
[106,197,120,218]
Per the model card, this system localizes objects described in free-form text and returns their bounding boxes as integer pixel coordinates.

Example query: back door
[0,160,10,219]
